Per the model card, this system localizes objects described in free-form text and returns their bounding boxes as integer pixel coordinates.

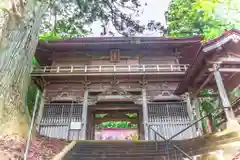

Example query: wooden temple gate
[32,36,203,141]
[30,30,240,159]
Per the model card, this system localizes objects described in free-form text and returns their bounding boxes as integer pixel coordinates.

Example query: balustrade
[31,64,189,76]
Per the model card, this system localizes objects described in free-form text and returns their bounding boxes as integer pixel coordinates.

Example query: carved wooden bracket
[139,80,148,88]
[100,86,131,96]
[132,95,153,104]
[51,91,78,102]
[88,96,98,105]
[180,93,190,102]
[83,81,91,89]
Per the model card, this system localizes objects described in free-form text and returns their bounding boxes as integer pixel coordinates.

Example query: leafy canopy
[40,0,164,39]
[166,0,240,40]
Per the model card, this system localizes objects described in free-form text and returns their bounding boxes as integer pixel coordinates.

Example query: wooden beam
[193,65,209,85]
[207,58,240,64]
[197,93,218,97]
[219,68,240,72]
[41,78,183,84]
[94,118,138,124]
[195,73,214,96]
[93,110,138,114]
[227,72,238,81]
[209,68,240,72]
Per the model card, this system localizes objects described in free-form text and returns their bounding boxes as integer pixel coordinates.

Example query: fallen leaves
[0,134,69,160]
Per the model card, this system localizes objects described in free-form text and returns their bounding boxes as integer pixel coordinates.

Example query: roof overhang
[35,36,203,65]
[174,29,240,95]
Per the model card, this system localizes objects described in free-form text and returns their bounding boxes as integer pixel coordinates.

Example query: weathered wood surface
[42,81,179,103]
[213,66,237,121]
[81,89,89,140]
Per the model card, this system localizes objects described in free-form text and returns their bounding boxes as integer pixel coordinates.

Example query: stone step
[63,141,185,160]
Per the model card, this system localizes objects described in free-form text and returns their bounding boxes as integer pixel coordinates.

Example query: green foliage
[96,121,137,129]
[39,31,62,41]
[232,90,240,95]
[126,113,137,118]
[26,58,40,116]
[95,113,137,129]
[166,0,240,40]
[199,90,221,130]
[33,57,39,66]
[26,83,39,116]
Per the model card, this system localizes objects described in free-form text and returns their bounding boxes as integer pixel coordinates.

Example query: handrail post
[43,66,47,72]
[174,148,178,160]
[165,141,170,160]
[148,126,150,140]
[154,132,157,140]
[184,65,187,71]
[84,66,87,72]
[142,65,145,72]
[24,90,40,160]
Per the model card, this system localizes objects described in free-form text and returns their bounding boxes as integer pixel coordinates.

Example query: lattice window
[147,102,196,140]
[39,103,83,140]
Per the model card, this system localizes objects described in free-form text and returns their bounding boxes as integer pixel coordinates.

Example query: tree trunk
[0,0,48,139]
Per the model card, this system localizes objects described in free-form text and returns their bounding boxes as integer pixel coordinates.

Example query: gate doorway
[88,109,141,140]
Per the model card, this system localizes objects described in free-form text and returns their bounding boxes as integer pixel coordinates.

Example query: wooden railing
[31,64,189,76]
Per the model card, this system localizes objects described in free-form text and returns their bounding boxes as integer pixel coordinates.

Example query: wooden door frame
[86,104,142,140]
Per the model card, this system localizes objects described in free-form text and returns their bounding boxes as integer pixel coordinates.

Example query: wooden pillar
[142,87,149,140]
[185,93,195,138]
[138,110,145,140]
[192,96,203,136]
[81,88,89,140]
[86,109,93,140]
[213,65,236,121]
[36,89,46,132]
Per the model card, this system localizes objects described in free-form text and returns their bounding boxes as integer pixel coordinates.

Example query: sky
[88,0,171,37]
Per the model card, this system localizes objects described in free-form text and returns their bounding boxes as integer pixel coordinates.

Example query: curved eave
[45,35,203,43]
[174,29,240,95]
[37,36,203,51]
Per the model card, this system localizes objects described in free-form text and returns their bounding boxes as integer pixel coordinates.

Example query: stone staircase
[61,131,240,160]
[63,141,184,160]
